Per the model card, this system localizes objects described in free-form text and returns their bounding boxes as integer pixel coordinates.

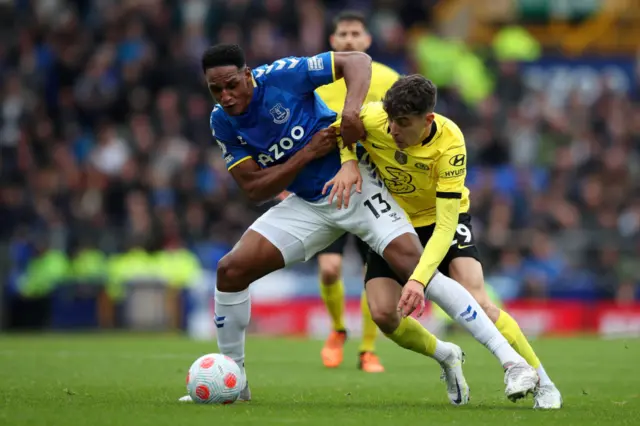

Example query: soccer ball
[186,353,246,404]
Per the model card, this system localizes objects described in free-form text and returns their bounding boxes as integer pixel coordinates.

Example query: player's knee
[318,255,342,285]
[216,254,250,293]
[369,304,400,334]
[319,264,341,285]
[320,269,340,286]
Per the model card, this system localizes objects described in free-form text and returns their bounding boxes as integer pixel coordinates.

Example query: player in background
[178,44,482,405]
[326,75,561,408]
[314,10,400,373]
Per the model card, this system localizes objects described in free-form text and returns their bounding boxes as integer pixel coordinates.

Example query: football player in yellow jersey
[313,10,399,373]
[327,75,563,409]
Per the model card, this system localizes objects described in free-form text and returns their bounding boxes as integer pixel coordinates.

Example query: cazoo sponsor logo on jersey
[257,126,306,166]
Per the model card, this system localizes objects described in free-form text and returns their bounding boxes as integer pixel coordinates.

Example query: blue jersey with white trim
[210,52,341,201]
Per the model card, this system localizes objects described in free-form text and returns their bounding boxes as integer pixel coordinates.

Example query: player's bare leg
[449,257,562,409]
[180,229,285,403]
[318,252,383,372]
[380,233,424,283]
[366,277,469,405]
[318,253,348,368]
[357,289,384,373]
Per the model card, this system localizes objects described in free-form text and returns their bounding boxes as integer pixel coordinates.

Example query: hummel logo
[214,315,226,329]
[459,305,477,322]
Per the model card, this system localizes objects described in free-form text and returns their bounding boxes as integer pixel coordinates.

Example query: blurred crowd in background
[1,0,639,304]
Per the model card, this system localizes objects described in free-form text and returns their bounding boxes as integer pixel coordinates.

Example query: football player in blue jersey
[180,44,534,405]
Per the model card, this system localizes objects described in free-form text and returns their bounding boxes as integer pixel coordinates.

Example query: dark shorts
[364,213,481,284]
[318,233,369,264]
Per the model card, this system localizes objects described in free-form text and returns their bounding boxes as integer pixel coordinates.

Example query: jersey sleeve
[436,139,467,196]
[259,52,336,94]
[409,136,467,285]
[210,108,252,170]
[329,104,375,164]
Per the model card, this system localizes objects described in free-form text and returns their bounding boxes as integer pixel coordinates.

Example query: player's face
[388,113,435,150]
[205,66,253,116]
[330,21,371,52]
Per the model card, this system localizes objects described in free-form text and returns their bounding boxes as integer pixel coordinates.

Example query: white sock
[214,289,251,374]
[425,272,526,367]
[433,340,453,363]
[536,364,553,386]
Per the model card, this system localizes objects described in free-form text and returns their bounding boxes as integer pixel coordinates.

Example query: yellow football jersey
[359,102,470,228]
[316,61,399,113]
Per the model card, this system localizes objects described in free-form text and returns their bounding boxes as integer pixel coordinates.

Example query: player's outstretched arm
[333,52,372,149]
[332,52,372,116]
[230,128,338,203]
[408,147,467,287]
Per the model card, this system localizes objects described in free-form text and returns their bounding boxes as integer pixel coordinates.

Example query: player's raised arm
[227,128,339,203]
[333,51,371,149]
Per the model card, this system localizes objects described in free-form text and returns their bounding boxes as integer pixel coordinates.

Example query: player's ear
[244,67,252,83]
[362,32,372,50]
[329,34,337,50]
[424,113,435,127]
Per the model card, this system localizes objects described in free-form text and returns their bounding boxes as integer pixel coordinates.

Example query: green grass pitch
[0,333,639,425]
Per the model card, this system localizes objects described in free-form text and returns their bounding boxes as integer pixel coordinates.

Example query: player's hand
[340,110,365,150]
[306,127,338,158]
[322,160,362,209]
[397,280,426,318]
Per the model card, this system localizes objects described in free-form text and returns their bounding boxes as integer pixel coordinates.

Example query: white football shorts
[249,163,416,265]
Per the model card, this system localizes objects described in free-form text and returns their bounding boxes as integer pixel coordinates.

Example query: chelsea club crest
[394,150,408,165]
[269,103,290,124]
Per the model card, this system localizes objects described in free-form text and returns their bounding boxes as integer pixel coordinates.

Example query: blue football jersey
[210,52,342,201]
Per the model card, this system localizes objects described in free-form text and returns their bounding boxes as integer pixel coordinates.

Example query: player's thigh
[353,236,370,266]
[250,194,343,265]
[217,229,285,292]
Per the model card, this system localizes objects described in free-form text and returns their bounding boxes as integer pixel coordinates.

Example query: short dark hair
[383,75,437,119]
[201,44,246,73]
[332,10,367,32]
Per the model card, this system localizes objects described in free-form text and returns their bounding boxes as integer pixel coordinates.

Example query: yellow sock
[358,291,378,353]
[385,316,437,358]
[496,310,541,368]
[319,278,346,331]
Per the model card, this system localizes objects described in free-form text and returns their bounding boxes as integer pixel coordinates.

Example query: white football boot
[179,382,252,403]
[504,362,539,402]
[439,343,470,406]
[533,384,563,409]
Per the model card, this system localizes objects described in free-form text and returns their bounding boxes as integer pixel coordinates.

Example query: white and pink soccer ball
[186,354,246,404]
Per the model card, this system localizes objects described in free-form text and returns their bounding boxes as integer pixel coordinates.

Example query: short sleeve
[436,138,467,197]
[210,107,252,170]
[255,52,336,95]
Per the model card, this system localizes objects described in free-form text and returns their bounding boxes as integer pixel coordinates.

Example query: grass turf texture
[0,334,638,425]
